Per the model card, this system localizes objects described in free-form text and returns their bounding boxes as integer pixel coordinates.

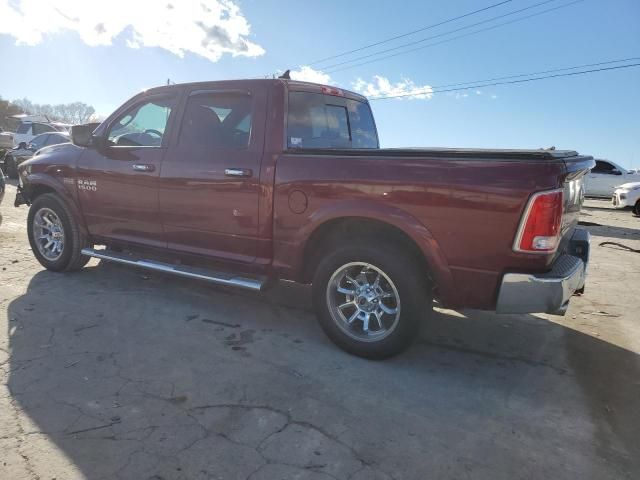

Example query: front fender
[20,172,88,236]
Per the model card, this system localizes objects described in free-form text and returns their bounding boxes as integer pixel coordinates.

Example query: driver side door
[585,160,618,197]
[77,92,179,248]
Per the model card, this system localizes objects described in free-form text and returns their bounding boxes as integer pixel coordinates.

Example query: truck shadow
[582,224,640,242]
[5,263,639,479]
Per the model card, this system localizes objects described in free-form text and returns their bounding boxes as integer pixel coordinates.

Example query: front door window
[107,97,174,147]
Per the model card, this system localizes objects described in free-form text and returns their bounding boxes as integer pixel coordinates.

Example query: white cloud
[352,76,433,100]
[287,66,333,84]
[0,0,264,62]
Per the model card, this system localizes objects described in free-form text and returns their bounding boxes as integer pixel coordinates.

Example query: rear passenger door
[159,86,267,263]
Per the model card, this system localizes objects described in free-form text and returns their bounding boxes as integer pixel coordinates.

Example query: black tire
[634,200,640,217]
[5,155,18,179]
[27,193,90,272]
[312,242,432,359]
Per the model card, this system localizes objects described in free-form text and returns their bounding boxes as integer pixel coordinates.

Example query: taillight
[514,189,564,253]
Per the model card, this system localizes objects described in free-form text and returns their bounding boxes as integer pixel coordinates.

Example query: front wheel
[634,200,640,216]
[312,244,432,359]
[27,193,90,272]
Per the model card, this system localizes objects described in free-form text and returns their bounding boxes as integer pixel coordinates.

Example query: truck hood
[615,182,640,190]
[19,142,83,171]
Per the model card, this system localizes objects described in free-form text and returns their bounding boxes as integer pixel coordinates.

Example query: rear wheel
[27,193,90,272]
[634,200,640,216]
[312,243,432,359]
[5,155,17,179]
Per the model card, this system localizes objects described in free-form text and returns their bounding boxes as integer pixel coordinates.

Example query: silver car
[1,132,70,179]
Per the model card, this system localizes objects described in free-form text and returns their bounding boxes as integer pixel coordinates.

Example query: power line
[430,56,640,89]
[321,0,560,71]
[325,0,583,74]
[309,0,514,66]
[367,62,640,100]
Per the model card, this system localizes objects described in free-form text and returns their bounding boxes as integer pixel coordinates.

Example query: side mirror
[611,169,623,176]
[18,141,27,150]
[71,123,101,148]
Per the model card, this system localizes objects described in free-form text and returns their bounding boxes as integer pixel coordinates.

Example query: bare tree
[10,98,97,124]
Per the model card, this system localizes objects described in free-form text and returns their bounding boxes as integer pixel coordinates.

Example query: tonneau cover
[286,147,579,160]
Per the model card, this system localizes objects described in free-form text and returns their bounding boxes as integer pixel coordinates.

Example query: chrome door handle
[132,164,155,172]
[224,168,252,177]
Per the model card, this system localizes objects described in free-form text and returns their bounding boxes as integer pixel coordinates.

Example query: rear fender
[285,200,456,306]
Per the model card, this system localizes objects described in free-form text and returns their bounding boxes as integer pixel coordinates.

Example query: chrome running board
[81,248,266,291]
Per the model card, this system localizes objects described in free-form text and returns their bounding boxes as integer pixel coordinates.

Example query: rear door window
[287,92,378,149]
[178,92,253,149]
[46,134,68,146]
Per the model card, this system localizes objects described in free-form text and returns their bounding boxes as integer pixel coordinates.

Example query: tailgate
[557,154,595,254]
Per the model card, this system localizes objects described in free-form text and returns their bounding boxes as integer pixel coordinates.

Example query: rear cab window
[16,123,31,134]
[287,90,379,149]
[33,123,56,135]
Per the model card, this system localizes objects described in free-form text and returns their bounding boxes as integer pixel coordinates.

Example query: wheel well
[301,217,431,283]
[28,185,56,203]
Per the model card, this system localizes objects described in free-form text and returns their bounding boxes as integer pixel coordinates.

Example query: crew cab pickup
[15,79,594,358]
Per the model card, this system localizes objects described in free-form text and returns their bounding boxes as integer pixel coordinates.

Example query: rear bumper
[496,229,590,315]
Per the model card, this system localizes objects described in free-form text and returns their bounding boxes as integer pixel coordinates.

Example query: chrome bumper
[496,229,590,316]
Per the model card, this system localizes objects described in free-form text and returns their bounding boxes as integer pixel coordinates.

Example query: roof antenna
[279,70,291,80]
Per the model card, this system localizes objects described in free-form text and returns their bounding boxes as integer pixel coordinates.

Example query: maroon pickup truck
[15,79,594,358]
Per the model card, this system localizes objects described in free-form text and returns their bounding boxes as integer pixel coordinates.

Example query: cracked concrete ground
[1,180,639,480]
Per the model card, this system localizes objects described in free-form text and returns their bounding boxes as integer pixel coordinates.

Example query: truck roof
[143,78,369,103]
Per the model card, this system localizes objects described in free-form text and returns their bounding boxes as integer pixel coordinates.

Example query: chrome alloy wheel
[326,262,401,342]
[32,207,65,261]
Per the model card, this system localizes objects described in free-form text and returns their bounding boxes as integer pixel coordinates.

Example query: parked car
[0,129,14,150]
[584,159,640,197]
[1,132,69,178]
[13,121,68,147]
[612,182,640,215]
[14,79,594,358]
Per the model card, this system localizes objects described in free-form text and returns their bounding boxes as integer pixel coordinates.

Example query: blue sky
[1,0,639,167]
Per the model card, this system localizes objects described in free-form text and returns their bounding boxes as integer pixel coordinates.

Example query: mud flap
[14,185,29,207]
